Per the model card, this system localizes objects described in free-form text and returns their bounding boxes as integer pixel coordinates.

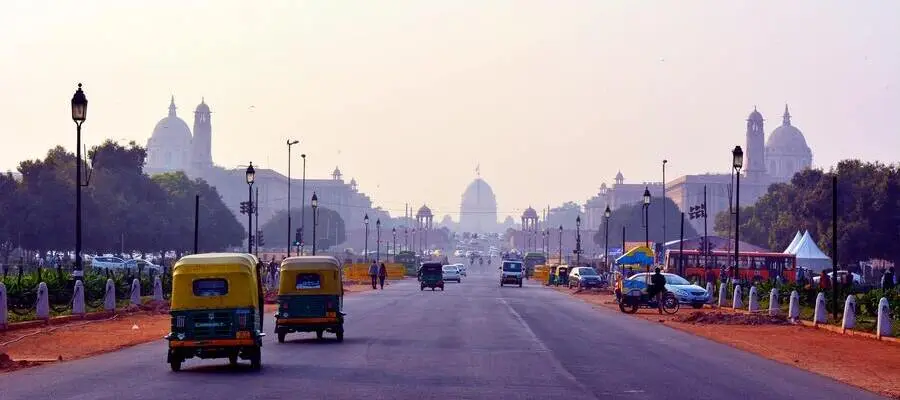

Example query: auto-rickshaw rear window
[193,279,228,296]
[295,273,321,290]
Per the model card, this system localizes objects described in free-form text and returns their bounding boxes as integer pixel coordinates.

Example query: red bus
[664,249,797,283]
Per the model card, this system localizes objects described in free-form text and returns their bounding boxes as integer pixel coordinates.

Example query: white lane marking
[499,297,598,399]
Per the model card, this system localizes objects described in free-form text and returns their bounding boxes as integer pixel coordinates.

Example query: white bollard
[768,288,779,317]
[130,279,141,305]
[104,279,116,311]
[717,284,727,307]
[36,282,50,320]
[813,292,827,325]
[0,282,7,329]
[876,297,892,338]
[153,277,163,301]
[72,280,86,315]
[841,295,856,332]
[706,282,714,304]
[748,286,759,312]
[732,285,743,310]
[789,290,800,321]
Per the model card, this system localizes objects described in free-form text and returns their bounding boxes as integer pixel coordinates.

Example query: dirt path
[0,283,374,373]
[560,288,900,399]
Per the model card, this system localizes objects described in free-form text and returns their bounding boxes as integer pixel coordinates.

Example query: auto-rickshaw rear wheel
[249,348,262,370]
[169,359,182,372]
[277,331,286,343]
[229,354,239,365]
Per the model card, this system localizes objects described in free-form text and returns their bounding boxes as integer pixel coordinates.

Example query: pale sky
[2,1,899,222]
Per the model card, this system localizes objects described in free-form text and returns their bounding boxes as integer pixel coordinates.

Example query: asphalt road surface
[1,269,885,400]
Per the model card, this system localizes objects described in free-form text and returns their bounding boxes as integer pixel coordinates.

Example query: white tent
[783,231,802,254]
[790,231,832,272]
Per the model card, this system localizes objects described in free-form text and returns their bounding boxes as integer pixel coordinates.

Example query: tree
[260,206,346,249]
[593,197,698,247]
[545,202,583,229]
[0,172,21,262]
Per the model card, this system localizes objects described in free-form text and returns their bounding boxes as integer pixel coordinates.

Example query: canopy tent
[615,246,655,266]
[783,231,802,254]
[790,231,832,272]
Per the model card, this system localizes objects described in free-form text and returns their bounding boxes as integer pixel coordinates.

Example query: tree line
[0,140,245,262]
[714,159,900,266]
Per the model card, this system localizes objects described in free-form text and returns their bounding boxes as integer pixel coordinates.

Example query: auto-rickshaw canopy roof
[170,252,260,311]
[278,256,342,295]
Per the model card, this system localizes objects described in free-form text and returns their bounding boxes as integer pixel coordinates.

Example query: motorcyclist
[646,267,667,314]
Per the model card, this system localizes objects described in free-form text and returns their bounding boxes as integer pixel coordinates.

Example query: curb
[798,320,900,344]
[1,310,155,333]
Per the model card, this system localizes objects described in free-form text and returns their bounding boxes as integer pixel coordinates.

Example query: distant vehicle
[568,267,605,289]
[523,252,547,278]
[419,263,444,291]
[442,265,462,283]
[500,261,523,287]
[628,272,709,309]
[455,263,467,276]
[812,271,861,285]
[91,256,125,269]
[124,259,163,272]
[665,249,798,283]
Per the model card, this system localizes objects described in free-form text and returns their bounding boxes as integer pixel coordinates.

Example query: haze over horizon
[2,1,899,221]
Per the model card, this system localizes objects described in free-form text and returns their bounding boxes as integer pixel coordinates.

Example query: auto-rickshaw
[418,262,444,291]
[274,256,344,343]
[165,253,265,372]
[547,265,558,286]
[556,265,569,287]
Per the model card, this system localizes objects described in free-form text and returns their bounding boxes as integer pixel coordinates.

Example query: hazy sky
[2,1,899,222]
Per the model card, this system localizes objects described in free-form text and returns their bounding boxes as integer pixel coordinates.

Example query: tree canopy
[0,141,244,256]
[593,197,698,247]
[260,206,346,250]
[714,160,900,266]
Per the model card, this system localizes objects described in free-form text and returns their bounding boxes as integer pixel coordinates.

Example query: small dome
[150,97,192,144]
[522,207,538,219]
[195,97,210,113]
[765,105,811,156]
[748,106,763,121]
[416,204,433,218]
[615,171,624,182]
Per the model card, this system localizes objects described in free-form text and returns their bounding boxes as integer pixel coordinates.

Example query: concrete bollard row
[153,277,163,301]
[72,280,86,315]
[0,282,7,329]
[732,285,743,310]
[36,282,50,320]
[788,290,800,320]
[130,279,141,305]
[842,295,856,332]
[813,292,827,325]
[768,288,779,317]
[877,297,892,338]
[748,286,759,312]
[104,279,116,311]
[717,284,727,307]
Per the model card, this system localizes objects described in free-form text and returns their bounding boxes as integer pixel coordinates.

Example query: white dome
[146,97,193,173]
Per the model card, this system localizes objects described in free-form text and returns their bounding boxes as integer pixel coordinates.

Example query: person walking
[368,261,378,289]
[378,263,387,290]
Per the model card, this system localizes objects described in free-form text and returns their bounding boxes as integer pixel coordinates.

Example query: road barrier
[342,263,406,283]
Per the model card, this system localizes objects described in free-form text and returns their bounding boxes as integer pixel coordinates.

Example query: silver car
[627,272,710,308]
[442,265,462,283]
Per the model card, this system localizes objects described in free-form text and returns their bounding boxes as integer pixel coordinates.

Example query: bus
[664,249,797,283]
[523,252,547,278]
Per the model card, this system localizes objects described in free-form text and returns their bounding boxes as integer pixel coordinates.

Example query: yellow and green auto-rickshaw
[274,256,345,343]
[165,253,265,371]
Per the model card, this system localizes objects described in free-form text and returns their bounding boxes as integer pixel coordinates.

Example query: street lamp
[286,140,299,256]
[392,227,397,262]
[71,83,87,280]
[364,214,370,262]
[245,162,255,253]
[376,219,382,263]
[558,225,563,265]
[604,205,611,272]
[300,154,307,254]
[642,186,651,274]
[404,227,409,252]
[575,216,582,268]
[663,159,668,243]
[311,192,318,255]
[732,145,744,281]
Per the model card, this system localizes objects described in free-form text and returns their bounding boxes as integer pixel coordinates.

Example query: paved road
[0,270,884,400]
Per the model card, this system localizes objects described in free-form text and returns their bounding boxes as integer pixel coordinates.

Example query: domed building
[459,176,499,234]
[145,96,212,175]
[765,105,812,182]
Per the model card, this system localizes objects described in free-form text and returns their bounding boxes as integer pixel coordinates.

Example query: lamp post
[642,187,651,275]
[558,225,563,265]
[286,140,299,256]
[364,214,370,262]
[300,154,306,254]
[404,227,409,252]
[311,192,318,255]
[604,205,611,272]
[732,146,743,281]
[662,159,668,243]
[575,216,582,268]
[376,219,382,263]
[245,163,255,253]
[392,227,397,262]
[71,83,87,280]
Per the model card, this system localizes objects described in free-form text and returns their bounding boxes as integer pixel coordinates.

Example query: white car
[442,265,462,283]
[91,256,125,269]
[455,263,467,276]
[124,259,163,272]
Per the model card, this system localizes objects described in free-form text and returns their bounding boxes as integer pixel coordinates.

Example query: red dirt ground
[0,283,374,373]
[559,287,900,399]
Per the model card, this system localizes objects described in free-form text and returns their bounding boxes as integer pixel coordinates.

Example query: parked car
[628,272,709,308]
[568,267,604,289]
[442,265,462,283]
[124,259,163,273]
[812,271,861,285]
[90,256,125,269]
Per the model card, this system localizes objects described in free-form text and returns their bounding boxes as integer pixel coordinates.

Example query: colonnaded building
[584,105,814,233]
[143,97,377,231]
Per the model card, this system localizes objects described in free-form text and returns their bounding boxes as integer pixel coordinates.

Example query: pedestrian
[368,261,378,289]
[378,263,387,290]
[882,267,895,291]
[819,271,830,290]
